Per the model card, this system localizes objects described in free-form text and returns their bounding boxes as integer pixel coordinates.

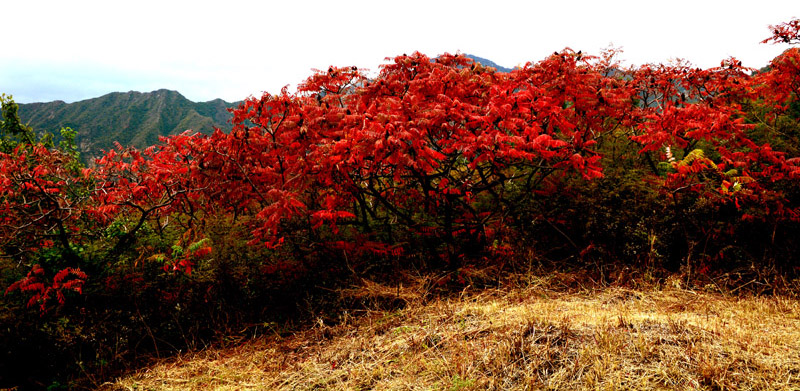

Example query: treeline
[1,19,799,389]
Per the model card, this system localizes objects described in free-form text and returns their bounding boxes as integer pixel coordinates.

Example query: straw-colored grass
[106,274,800,390]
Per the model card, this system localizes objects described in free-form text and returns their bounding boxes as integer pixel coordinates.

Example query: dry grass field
[105,273,800,390]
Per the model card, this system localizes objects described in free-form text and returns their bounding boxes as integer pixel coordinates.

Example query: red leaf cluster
[5,264,87,312]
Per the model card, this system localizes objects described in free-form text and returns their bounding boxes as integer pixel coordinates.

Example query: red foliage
[93,136,203,230]
[0,144,98,257]
[142,50,641,264]
[762,18,800,45]
[5,264,87,312]
[755,47,800,113]
[79,42,800,266]
[626,52,800,221]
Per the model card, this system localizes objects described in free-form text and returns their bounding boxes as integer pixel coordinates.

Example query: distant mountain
[464,54,513,73]
[18,89,240,161]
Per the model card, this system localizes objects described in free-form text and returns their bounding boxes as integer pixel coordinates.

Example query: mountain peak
[463,54,513,73]
[17,90,240,161]
[151,88,182,96]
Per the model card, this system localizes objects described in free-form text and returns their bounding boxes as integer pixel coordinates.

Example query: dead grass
[105,274,800,390]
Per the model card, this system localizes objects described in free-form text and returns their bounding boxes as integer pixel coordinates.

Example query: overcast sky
[2,0,797,104]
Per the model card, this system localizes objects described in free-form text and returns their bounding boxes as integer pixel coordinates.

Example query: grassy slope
[106,274,800,391]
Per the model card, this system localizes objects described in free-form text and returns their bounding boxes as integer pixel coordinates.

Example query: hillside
[107,276,800,390]
[17,90,239,161]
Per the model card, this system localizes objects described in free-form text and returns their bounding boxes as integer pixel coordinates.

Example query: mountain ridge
[18,89,240,161]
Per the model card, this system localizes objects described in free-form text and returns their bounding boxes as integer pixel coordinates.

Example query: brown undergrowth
[105,272,800,390]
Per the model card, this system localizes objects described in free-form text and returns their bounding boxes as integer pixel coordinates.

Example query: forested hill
[18,89,240,161]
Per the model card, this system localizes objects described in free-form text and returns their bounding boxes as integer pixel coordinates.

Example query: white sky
[2,0,797,103]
